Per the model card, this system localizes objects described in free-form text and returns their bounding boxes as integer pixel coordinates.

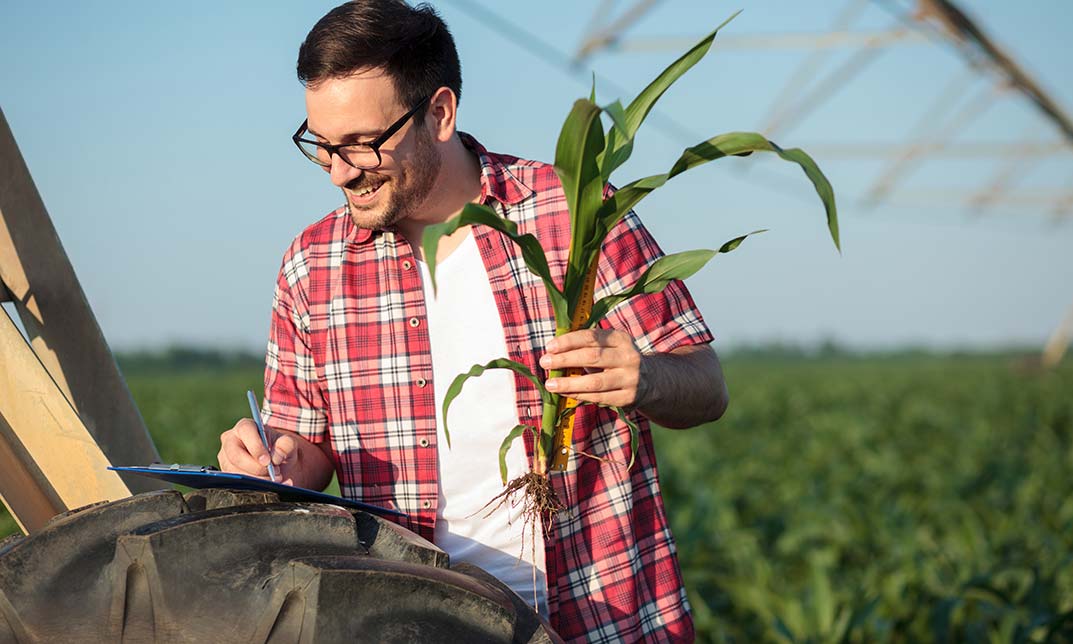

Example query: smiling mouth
[353,181,384,197]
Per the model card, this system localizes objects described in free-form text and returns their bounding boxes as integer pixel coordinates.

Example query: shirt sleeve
[595,208,714,354]
[261,240,329,444]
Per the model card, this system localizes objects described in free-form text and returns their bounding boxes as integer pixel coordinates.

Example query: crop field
[3,352,1071,641]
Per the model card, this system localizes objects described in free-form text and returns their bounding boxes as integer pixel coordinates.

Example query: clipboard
[110,464,407,519]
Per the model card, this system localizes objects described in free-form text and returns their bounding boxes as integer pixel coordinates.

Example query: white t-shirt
[417,232,548,617]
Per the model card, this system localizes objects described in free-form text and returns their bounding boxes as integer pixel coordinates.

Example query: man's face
[304,69,440,230]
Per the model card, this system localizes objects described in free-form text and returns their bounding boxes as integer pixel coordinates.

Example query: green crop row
[656,355,1073,642]
[2,353,1070,641]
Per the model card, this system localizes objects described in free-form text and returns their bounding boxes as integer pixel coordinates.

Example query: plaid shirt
[262,134,713,642]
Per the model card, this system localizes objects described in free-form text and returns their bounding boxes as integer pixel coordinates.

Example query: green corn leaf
[612,406,643,469]
[624,12,740,137]
[421,203,569,325]
[772,616,798,643]
[598,100,631,183]
[579,401,644,469]
[600,12,741,178]
[846,597,881,640]
[808,557,834,636]
[595,131,839,255]
[441,358,551,449]
[553,99,607,317]
[540,396,562,458]
[584,231,765,328]
[498,424,534,484]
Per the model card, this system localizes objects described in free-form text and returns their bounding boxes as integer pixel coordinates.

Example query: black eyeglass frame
[292,94,432,170]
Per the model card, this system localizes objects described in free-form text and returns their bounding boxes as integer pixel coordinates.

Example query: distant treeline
[723,340,1041,362]
[116,346,264,374]
[115,342,1044,373]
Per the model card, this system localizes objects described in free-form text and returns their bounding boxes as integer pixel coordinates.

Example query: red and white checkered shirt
[262,134,713,642]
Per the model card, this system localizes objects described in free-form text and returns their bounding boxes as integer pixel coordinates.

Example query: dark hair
[297,1,462,112]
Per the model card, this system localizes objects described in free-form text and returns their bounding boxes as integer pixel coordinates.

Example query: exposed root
[568,445,628,469]
[481,471,565,526]
[479,471,565,615]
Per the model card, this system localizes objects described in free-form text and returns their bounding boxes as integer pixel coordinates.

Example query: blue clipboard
[110,465,407,519]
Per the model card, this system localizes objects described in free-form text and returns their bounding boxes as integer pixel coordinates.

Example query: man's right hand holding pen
[217,418,335,491]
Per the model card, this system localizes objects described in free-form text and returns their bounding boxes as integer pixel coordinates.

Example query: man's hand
[539,328,646,408]
[218,419,334,490]
[540,328,729,429]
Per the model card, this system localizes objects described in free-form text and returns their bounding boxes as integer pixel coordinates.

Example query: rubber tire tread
[0,489,560,644]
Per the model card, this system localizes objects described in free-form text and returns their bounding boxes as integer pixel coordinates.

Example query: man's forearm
[635,344,728,429]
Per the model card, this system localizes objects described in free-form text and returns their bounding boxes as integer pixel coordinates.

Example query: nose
[327,153,363,188]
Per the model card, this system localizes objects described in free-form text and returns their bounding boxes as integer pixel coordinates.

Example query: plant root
[482,471,565,527]
[480,471,565,615]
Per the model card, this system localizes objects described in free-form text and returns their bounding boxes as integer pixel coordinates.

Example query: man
[218,1,728,641]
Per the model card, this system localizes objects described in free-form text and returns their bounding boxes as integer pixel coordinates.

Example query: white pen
[246,390,278,482]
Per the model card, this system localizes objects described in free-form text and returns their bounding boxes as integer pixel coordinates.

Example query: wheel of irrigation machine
[0,489,561,643]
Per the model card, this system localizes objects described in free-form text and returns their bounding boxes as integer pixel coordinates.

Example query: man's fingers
[272,433,298,465]
[236,420,274,464]
[540,345,640,372]
[545,386,630,408]
[220,437,266,475]
[221,436,267,475]
[545,329,612,353]
[541,346,608,370]
[216,447,233,472]
[539,329,642,407]
[547,370,637,394]
[220,419,270,476]
[547,372,608,394]
[542,329,640,369]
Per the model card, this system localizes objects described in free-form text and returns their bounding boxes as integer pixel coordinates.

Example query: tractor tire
[0,489,561,644]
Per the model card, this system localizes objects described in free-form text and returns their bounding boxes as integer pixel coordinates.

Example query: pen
[247,390,278,483]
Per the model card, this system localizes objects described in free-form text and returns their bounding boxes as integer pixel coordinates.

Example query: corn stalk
[423,12,840,485]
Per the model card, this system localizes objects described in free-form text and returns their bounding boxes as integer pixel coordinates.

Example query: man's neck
[398,135,482,262]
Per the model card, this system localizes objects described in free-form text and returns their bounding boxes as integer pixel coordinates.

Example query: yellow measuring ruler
[549,258,600,472]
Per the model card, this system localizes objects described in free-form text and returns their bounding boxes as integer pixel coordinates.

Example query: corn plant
[422,13,839,513]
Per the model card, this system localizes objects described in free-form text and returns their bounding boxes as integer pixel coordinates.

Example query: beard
[344,125,442,231]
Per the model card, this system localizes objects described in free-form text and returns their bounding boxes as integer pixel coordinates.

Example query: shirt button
[402,260,413,270]
[416,378,427,388]
[526,407,532,418]
[422,500,432,509]
[409,317,420,328]
[419,438,430,447]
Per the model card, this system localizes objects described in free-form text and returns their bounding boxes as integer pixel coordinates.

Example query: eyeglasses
[292,95,431,170]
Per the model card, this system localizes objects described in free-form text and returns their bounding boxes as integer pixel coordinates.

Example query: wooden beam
[0,412,65,535]
[0,307,131,534]
[0,107,163,493]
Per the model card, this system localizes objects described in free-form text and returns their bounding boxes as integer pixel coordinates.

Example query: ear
[425,87,457,143]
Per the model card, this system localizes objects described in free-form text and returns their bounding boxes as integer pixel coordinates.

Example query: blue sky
[1,1,1071,352]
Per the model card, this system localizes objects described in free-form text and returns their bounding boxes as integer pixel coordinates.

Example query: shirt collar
[460,132,534,208]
